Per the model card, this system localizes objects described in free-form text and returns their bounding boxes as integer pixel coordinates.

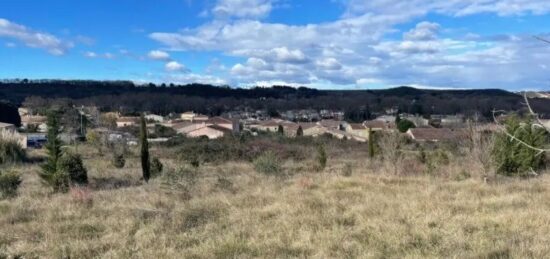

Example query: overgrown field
[1,138,550,258]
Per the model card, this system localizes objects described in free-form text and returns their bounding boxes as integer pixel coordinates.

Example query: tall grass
[0,131,25,165]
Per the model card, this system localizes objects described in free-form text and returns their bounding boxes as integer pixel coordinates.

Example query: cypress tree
[277,125,284,135]
[296,125,303,137]
[140,114,151,182]
[39,110,68,192]
[368,127,375,158]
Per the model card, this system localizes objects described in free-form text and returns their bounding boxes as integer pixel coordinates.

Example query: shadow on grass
[89,177,142,190]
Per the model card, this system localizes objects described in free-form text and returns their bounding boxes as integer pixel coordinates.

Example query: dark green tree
[296,126,303,137]
[58,153,88,185]
[277,125,284,135]
[316,144,327,171]
[397,119,416,133]
[492,116,547,177]
[0,101,21,127]
[140,114,151,182]
[39,110,69,192]
[368,127,375,158]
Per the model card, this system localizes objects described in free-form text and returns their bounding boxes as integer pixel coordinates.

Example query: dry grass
[0,144,549,258]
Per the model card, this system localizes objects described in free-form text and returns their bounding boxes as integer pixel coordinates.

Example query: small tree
[140,114,151,182]
[368,127,375,158]
[277,125,284,135]
[58,152,88,186]
[492,116,547,177]
[151,157,163,178]
[39,110,69,192]
[316,144,327,171]
[397,119,416,133]
[112,153,125,168]
[0,170,21,199]
[296,126,303,137]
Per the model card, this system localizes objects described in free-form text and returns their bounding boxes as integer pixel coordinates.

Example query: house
[180,112,209,122]
[250,119,285,132]
[116,117,139,128]
[406,128,466,142]
[375,115,396,123]
[284,123,327,137]
[145,114,164,123]
[344,123,370,139]
[363,120,395,131]
[318,120,344,130]
[21,115,48,132]
[174,122,209,135]
[187,124,232,139]
[206,116,237,131]
[402,114,429,127]
[325,129,367,142]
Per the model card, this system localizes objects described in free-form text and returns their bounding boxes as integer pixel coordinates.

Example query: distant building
[21,115,48,132]
[145,114,164,123]
[180,112,209,122]
[344,123,370,139]
[187,124,232,139]
[116,116,139,128]
[406,128,466,142]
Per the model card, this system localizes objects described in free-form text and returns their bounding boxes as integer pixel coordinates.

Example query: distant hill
[0,80,548,119]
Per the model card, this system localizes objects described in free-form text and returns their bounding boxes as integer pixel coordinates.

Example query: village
[1,104,529,150]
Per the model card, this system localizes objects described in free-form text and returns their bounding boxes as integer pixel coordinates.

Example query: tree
[0,101,21,127]
[397,119,416,133]
[368,127,375,158]
[39,110,69,192]
[58,153,88,185]
[296,126,303,137]
[277,125,284,135]
[316,144,327,171]
[395,113,401,124]
[140,114,151,182]
[492,116,547,177]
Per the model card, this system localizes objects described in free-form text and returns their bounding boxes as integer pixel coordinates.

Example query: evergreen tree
[296,126,303,137]
[368,127,375,158]
[39,110,69,192]
[316,144,327,171]
[277,125,284,135]
[140,114,151,182]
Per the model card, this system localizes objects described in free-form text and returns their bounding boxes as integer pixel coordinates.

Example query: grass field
[1,143,550,258]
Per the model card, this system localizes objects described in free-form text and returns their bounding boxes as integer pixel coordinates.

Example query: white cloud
[165,61,186,72]
[316,58,342,70]
[0,18,70,55]
[84,51,97,58]
[404,21,440,41]
[148,50,171,60]
[212,0,272,18]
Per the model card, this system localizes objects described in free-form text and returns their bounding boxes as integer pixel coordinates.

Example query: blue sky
[1,0,550,90]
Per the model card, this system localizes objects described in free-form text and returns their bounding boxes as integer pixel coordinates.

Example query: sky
[1,0,550,90]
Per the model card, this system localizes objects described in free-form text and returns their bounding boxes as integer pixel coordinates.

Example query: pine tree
[296,125,303,137]
[39,110,69,192]
[368,127,375,158]
[140,114,151,182]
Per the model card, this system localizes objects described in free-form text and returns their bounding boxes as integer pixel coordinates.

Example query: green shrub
[112,153,125,169]
[316,144,327,171]
[58,153,88,186]
[0,170,21,199]
[492,116,547,177]
[253,152,282,175]
[151,157,163,178]
[397,119,416,133]
[0,133,25,165]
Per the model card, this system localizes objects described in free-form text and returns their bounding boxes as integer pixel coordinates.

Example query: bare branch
[523,93,550,132]
[534,36,550,44]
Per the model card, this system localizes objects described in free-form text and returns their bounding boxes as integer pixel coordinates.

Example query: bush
[492,117,547,177]
[58,153,88,186]
[0,132,25,165]
[151,157,163,177]
[0,170,21,199]
[253,152,283,175]
[397,119,416,133]
[316,144,327,171]
[112,153,125,169]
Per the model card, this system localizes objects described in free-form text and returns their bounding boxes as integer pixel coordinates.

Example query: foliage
[151,157,163,178]
[58,153,88,186]
[316,144,327,171]
[39,110,68,192]
[253,152,283,175]
[0,170,21,199]
[492,116,547,177]
[0,131,26,165]
[277,125,284,135]
[296,126,303,137]
[0,101,21,127]
[151,124,177,138]
[397,119,416,133]
[368,128,375,158]
[140,114,151,182]
[112,153,126,169]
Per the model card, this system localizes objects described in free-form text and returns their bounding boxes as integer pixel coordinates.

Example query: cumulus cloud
[84,51,97,58]
[165,61,187,72]
[212,0,272,18]
[149,1,550,89]
[0,18,71,55]
[148,50,170,60]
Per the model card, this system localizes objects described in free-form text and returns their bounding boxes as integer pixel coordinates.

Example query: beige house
[344,123,370,139]
[406,128,466,142]
[285,123,327,137]
[326,129,367,142]
[116,117,139,128]
[180,112,209,122]
[206,117,235,131]
[187,125,231,139]
[21,115,48,132]
[250,119,286,132]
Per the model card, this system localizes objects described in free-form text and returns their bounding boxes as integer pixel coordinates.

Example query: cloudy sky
[1,0,550,90]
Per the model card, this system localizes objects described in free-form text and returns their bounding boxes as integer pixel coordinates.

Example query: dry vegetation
[1,138,549,258]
